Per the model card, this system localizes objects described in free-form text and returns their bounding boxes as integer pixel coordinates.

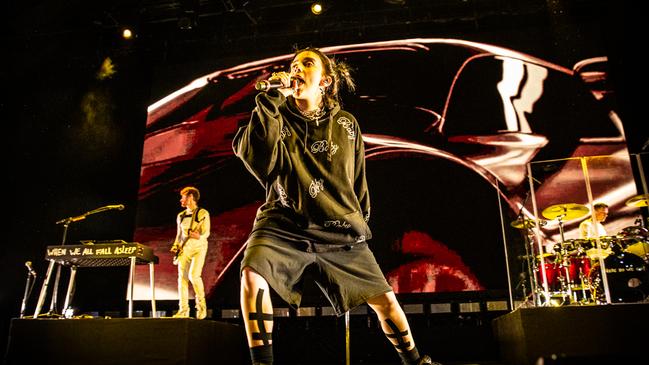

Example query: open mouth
[291,76,305,85]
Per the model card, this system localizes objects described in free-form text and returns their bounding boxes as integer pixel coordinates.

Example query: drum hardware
[510,218,547,230]
[568,253,593,304]
[512,201,618,306]
[512,219,541,306]
[540,203,590,303]
[517,226,648,306]
[510,213,549,306]
[528,243,583,306]
[562,239,594,303]
[513,271,536,308]
[531,244,596,305]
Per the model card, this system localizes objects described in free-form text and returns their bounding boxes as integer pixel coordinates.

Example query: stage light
[296,307,316,316]
[178,15,194,30]
[459,302,481,313]
[121,28,133,40]
[221,309,240,318]
[311,3,323,15]
[178,10,198,30]
[430,303,452,313]
[403,304,424,314]
[273,307,290,317]
[63,307,75,319]
[486,300,509,311]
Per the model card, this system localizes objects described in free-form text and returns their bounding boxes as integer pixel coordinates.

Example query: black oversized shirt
[233,90,371,245]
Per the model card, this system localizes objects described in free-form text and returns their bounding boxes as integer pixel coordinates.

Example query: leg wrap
[248,288,273,346]
[384,318,411,352]
[398,346,421,365]
[249,344,273,365]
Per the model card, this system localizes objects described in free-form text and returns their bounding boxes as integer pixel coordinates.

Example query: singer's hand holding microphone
[255,72,297,97]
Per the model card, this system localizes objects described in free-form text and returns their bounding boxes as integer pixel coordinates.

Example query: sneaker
[417,355,443,365]
[196,307,207,320]
[196,299,207,319]
[172,309,189,318]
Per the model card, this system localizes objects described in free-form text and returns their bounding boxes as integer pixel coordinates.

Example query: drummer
[579,203,609,239]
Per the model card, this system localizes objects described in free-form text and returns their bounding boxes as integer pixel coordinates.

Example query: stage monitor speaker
[492,303,648,365]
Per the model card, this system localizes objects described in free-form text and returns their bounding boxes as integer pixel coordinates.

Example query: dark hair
[293,47,355,109]
[593,202,608,210]
[180,186,200,202]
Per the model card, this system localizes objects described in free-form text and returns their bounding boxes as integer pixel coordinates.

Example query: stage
[4,302,647,364]
[3,310,502,365]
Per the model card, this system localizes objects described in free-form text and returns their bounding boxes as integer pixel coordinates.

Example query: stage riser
[4,318,247,365]
[492,303,648,364]
[5,313,503,364]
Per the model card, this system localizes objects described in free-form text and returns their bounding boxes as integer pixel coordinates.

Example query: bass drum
[589,252,649,303]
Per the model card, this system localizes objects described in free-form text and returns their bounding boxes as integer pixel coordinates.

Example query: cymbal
[625,194,649,208]
[542,203,589,221]
[517,253,554,261]
[511,219,535,229]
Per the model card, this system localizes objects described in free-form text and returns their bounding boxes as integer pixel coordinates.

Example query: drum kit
[513,193,649,306]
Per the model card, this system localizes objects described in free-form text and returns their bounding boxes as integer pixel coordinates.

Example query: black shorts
[240,234,393,316]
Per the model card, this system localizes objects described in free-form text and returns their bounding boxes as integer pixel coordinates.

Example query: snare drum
[585,236,619,260]
[561,239,593,258]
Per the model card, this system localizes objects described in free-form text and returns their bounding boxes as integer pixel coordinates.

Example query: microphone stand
[20,271,36,319]
[48,208,111,315]
[34,216,79,318]
[33,204,121,318]
[517,190,539,306]
[555,214,573,303]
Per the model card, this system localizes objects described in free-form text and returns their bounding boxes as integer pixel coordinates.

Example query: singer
[233,48,438,365]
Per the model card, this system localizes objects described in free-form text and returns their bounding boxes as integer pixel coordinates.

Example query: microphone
[255,78,298,91]
[84,204,125,216]
[94,204,125,212]
[55,204,124,224]
[255,79,284,91]
[25,261,37,277]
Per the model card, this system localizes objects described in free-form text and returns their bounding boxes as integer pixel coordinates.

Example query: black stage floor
[4,302,647,365]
